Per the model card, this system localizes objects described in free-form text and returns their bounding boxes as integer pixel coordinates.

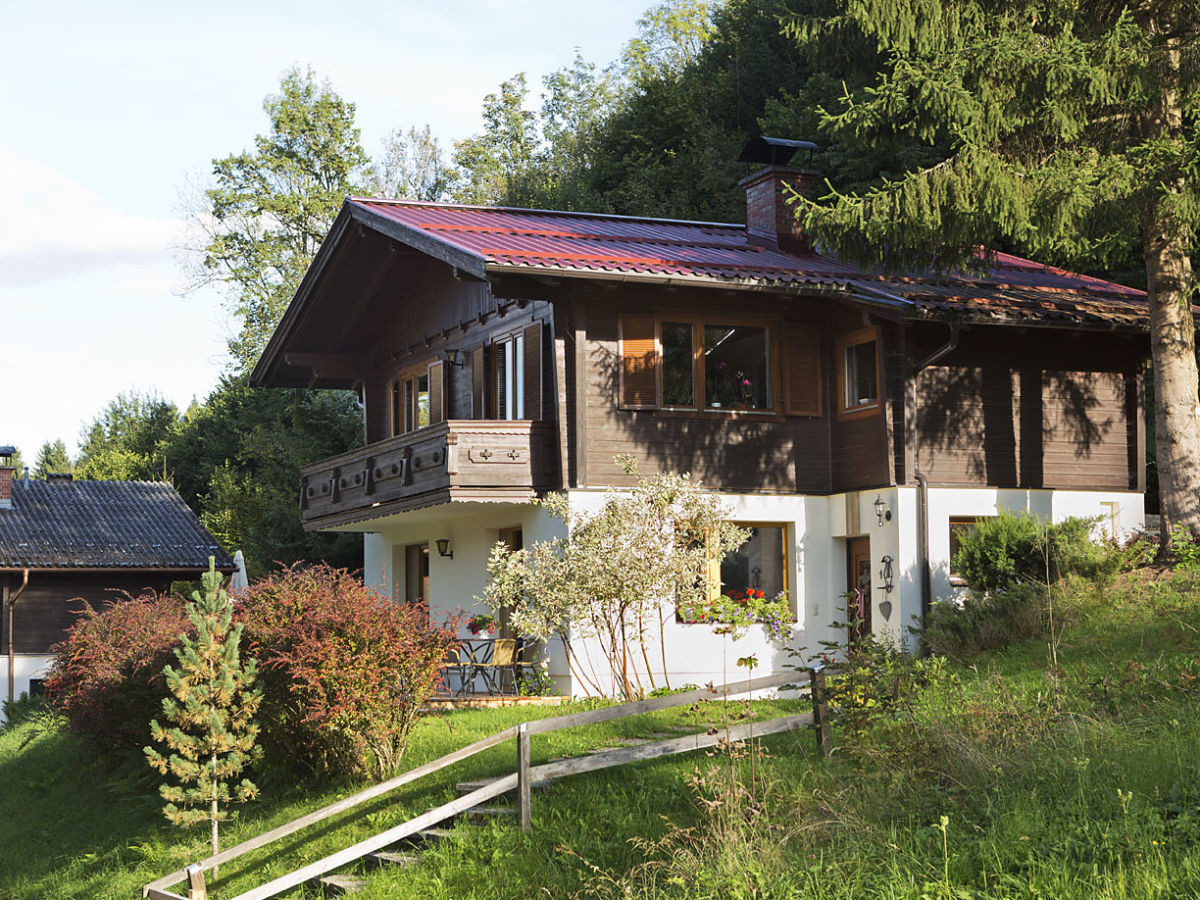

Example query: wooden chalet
[252,138,1148,695]
[0,461,234,707]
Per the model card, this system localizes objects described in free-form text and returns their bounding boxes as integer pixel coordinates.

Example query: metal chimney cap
[737,136,817,167]
[0,446,15,459]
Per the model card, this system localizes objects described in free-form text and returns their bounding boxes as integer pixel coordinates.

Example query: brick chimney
[0,446,15,510]
[737,136,818,254]
[739,166,817,253]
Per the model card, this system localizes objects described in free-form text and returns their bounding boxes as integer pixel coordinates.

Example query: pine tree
[788,1,1200,541]
[146,558,261,860]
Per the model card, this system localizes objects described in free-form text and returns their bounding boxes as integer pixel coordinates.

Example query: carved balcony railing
[299,420,558,529]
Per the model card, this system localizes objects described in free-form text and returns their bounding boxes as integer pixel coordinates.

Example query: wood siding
[1,572,179,655]
[911,329,1144,490]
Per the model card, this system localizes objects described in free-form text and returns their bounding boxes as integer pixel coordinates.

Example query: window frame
[492,329,527,421]
[654,313,782,417]
[683,520,794,624]
[835,326,882,420]
[389,359,438,437]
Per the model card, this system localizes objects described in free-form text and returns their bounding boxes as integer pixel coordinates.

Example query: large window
[835,327,880,417]
[719,524,788,600]
[620,315,822,416]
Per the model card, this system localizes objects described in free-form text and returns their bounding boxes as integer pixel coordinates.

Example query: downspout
[911,318,962,630]
[6,569,30,703]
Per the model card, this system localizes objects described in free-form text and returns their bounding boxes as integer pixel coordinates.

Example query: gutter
[6,569,29,703]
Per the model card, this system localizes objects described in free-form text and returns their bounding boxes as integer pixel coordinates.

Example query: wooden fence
[143,666,834,900]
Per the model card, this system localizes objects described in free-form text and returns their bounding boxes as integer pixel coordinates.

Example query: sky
[0,0,652,462]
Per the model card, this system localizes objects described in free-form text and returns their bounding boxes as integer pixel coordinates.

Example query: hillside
[2,564,1198,899]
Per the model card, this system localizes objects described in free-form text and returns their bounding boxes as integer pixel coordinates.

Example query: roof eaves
[483,261,856,293]
[348,203,488,281]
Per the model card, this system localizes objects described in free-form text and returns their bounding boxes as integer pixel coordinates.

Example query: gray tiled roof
[0,480,234,569]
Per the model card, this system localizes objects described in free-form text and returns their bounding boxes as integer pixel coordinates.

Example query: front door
[846,537,872,642]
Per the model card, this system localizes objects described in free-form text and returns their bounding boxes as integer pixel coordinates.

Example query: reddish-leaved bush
[237,563,459,778]
[45,591,190,752]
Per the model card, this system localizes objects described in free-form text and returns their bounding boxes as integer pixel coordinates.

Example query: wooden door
[846,537,872,642]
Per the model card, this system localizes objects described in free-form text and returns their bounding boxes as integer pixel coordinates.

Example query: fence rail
[143,667,830,900]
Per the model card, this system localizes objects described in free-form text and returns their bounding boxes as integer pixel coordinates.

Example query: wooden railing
[298,420,558,529]
[143,668,831,900]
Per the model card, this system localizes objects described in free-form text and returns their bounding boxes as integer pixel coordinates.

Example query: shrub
[952,512,1103,594]
[44,591,189,753]
[923,582,1048,662]
[1169,524,1200,571]
[237,563,459,779]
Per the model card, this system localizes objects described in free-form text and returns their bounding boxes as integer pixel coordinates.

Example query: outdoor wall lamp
[443,348,465,368]
[873,494,892,527]
[436,538,454,559]
[878,554,895,593]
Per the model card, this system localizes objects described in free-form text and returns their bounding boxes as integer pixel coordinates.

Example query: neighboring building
[251,138,1148,696]
[0,458,234,705]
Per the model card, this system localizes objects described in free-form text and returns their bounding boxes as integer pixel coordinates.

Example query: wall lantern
[878,554,895,593]
[873,494,892,527]
[443,348,465,368]
[436,538,454,559]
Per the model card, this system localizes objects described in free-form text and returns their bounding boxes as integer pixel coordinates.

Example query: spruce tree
[788,1,1200,541]
[146,558,261,860]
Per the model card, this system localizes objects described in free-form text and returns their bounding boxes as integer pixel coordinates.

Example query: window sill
[836,402,881,422]
[649,408,788,423]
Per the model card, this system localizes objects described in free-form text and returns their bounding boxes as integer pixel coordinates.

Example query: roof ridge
[348,197,743,231]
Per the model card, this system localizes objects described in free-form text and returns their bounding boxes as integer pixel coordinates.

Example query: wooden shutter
[471,345,486,418]
[428,360,445,425]
[619,315,659,409]
[523,323,543,420]
[782,323,822,416]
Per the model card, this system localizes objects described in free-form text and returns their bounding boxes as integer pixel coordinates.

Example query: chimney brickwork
[0,466,14,510]
[740,165,817,253]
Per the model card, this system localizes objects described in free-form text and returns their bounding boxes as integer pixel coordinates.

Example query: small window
[719,524,788,602]
[391,361,442,436]
[948,516,993,586]
[495,333,526,420]
[836,328,880,417]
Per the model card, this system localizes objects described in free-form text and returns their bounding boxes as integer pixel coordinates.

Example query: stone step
[319,873,366,895]
[366,850,421,869]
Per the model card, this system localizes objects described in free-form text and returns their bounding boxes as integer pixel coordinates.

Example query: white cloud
[0,148,183,286]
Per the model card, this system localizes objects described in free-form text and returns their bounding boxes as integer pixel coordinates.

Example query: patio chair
[474,638,519,696]
[439,643,470,696]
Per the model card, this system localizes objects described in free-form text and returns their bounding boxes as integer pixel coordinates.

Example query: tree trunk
[1141,10,1200,545]
[1145,217,1200,543]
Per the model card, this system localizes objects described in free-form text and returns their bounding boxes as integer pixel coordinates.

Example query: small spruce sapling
[145,558,261,862]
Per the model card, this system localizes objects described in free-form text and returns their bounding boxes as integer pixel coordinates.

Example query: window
[948,516,993,586]
[495,332,526,420]
[720,524,788,601]
[620,315,820,414]
[390,360,444,436]
[836,327,880,417]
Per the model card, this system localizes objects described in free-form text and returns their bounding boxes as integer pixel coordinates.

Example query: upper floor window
[835,327,880,418]
[470,322,545,421]
[390,360,443,436]
[620,315,822,416]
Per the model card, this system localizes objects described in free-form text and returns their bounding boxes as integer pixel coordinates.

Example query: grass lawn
[4,564,1200,899]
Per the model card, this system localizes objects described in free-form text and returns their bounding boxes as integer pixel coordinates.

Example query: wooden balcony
[299,420,559,529]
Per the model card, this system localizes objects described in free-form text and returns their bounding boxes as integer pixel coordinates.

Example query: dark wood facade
[265,225,1147,531]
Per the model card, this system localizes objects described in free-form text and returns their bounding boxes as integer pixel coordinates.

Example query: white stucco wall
[0,655,52,720]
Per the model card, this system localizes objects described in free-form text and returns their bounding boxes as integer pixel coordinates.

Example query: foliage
[923,582,1050,663]
[237,563,459,779]
[75,391,180,481]
[167,373,362,579]
[44,590,189,753]
[1,691,49,731]
[368,123,451,201]
[188,66,369,370]
[451,73,543,206]
[677,587,792,639]
[482,465,747,699]
[32,439,72,478]
[951,512,1104,595]
[466,613,496,635]
[1169,523,1200,571]
[145,560,261,855]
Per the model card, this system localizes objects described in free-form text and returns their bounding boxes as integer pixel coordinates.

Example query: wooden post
[810,667,832,757]
[186,864,207,900]
[517,722,531,832]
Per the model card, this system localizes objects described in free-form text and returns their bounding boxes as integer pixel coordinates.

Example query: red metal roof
[349,199,1151,327]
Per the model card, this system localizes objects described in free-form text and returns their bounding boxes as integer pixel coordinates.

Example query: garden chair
[439,642,470,696]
